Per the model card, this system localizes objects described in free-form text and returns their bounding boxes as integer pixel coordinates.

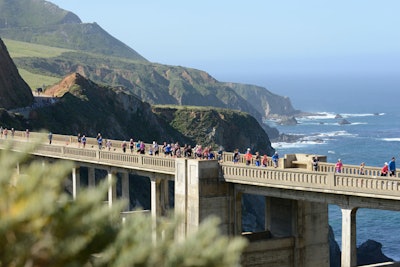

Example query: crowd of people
[332,157,397,177]
[3,128,397,176]
[70,132,281,166]
[76,132,225,161]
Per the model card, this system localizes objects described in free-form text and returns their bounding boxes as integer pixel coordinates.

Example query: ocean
[260,75,400,260]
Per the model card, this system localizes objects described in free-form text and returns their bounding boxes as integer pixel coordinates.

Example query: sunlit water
[267,108,400,260]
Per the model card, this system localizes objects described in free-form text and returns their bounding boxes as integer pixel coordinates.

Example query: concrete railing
[0,135,176,175]
[2,130,400,199]
[221,164,400,199]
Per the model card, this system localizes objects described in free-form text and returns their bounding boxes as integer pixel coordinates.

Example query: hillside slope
[0,0,299,124]
[27,72,273,154]
[0,38,34,109]
[0,0,147,61]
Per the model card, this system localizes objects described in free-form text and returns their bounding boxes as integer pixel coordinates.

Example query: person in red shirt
[335,159,343,173]
[381,162,389,176]
[244,148,252,166]
[262,155,268,167]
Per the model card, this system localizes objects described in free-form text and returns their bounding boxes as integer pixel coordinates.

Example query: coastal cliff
[0,38,34,109]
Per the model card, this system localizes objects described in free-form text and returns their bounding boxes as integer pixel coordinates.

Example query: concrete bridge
[1,131,400,267]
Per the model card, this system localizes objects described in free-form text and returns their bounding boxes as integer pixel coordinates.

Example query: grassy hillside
[4,38,72,58]
[0,0,147,61]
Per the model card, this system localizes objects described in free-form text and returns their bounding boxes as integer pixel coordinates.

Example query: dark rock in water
[374,112,380,116]
[335,114,343,119]
[279,116,297,125]
[329,226,341,267]
[357,239,394,266]
[338,119,351,125]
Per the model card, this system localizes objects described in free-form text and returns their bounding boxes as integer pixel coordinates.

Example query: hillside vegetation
[0,0,147,60]
[0,0,299,124]
[0,0,299,146]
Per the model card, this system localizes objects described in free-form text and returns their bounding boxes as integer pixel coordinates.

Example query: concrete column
[121,172,130,211]
[175,158,188,239]
[88,167,95,187]
[150,175,162,243]
[150,175,162,219]
[161,178,169,216]
[341,207,358,267]
[265,196,271,231]
[234,189,243,235]
[107,170,117,207]
[72,166,80,199]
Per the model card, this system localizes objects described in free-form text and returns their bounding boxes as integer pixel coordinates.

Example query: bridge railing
[3,130,399,197]
[0,137,176,174]
[221,163,400,198]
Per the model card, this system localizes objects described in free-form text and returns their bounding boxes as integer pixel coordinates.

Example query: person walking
[77,133,82,148]
[389,157,396,177]
[262,154,268,167]
[232,149,240,164]
[381,162,389,176]
[48,132,53,144]
[97,134,103,150]
[255,152,261,166]
[106,139,112,151]
[272,152,279,168]
[335,159,343,173]
[312,156,319,171]
[81,135,87,148]
[244,148,253,165]
[121,141,127,153]
[359,162,366,175]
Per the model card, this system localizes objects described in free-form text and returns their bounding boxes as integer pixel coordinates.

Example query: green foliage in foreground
[0,141,247,266]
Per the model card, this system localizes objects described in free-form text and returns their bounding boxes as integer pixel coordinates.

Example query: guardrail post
[327,172,335,189]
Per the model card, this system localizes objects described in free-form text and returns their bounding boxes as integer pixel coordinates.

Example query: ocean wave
[314,130,358,138]
[347,122,368,125]
[272,139,327,149]
[340,112,385,118]
[382,138,400,142]
[298,111,384,121]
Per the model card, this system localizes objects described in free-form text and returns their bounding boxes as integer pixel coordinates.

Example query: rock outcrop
[278,116,298,126]
[357,240,394,265]
[152,106,275,155]
[0,38,34,109]
[338,119,351,125]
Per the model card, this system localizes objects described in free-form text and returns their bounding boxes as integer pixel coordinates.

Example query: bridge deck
[1,130,400,205]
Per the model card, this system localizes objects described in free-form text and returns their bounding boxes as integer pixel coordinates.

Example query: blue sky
[48,0,400,111]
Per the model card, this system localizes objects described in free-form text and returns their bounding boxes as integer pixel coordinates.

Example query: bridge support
[107,169,117,207]
[72,167,80,199]
[175,159,233,238]
[150,176,161,219]
[88,167,95,187]
[121,172,130,211]
[341,206,358,267]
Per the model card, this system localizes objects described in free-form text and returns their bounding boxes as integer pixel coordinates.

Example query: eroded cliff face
[152,106,275,155]
[34,73,176,141]
[0,38,33,109]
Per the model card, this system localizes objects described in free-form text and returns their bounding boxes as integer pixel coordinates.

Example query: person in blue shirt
[389,157,396,177]
[272,152,279,168]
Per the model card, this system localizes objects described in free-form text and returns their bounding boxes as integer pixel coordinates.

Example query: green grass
[3,38,73,58]
[18,68,61,90]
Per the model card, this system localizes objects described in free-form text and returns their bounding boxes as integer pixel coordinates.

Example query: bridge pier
[341,206,358,267]
[107,169,117,207]
[72,166,80,199]
[88,167,95,187]
[121,172,130,211]
[175,159,233,238]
